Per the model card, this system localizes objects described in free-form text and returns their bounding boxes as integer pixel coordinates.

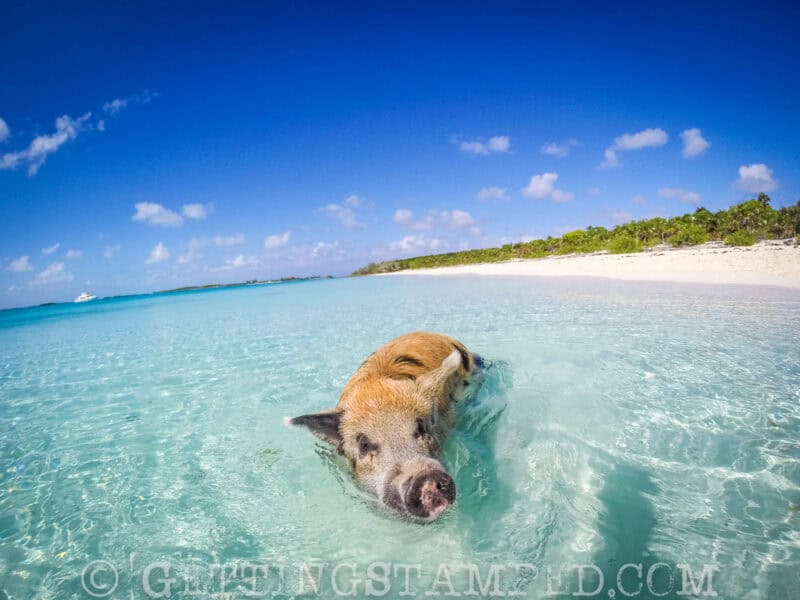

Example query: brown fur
[340,331,474,419]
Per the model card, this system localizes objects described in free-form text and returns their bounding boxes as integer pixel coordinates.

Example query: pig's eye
[414,418,427,438]
[357,434,378,458]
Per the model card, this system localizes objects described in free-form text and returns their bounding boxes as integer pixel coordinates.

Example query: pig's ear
[416,350,461,416]
[284,411,343,447]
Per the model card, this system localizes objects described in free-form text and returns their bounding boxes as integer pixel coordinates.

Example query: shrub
[724,231,757,246]
[607,235,642,254]
[669,223,708,247]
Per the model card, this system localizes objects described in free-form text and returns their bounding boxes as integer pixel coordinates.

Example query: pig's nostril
[404,470,456,519]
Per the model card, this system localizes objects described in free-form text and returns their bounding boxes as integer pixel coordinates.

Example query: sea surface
[1,276,799,599]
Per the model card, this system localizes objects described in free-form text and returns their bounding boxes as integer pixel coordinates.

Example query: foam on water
[0,276,799,599]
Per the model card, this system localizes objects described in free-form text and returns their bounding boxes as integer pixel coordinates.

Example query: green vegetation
[724,231,757,246]
[352,195,800,275]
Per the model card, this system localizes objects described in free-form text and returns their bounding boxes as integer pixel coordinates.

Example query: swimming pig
[286,332,482,522]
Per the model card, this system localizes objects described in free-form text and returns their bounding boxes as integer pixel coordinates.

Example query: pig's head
[287,351,462,522]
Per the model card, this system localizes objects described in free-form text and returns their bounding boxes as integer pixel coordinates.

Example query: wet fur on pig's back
[338,332,475,416]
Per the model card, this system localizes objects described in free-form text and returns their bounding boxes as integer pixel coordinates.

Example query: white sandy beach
[381,239,800,289]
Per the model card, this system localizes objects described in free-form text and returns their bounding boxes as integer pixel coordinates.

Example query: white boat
[74,292,97,303]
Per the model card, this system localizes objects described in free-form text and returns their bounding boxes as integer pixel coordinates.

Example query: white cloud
[102,91,158,116]
[375,235,451,258]
[176,234,245,264]
[389,235,430,253]
[0,118,9,142]
[343,194,362,208]
[680,128,710,158]
[394,209,414,226]
[394,209,479,233]
[0,113,92,175]
[459,141,489,155]
[631,194,647,205]
[477,186,508,201]
[600,127,668,168]
[104,244,121,258]
[440,209,476,230]
[103,98,128,115]
[736,163,778,193]
[522,172,573,202]
[264,231,290,249]
[97,120,106,132]
[599,148,619,169]
[8,256,32,272]
[42,243,60,255]
[65,249,83,260]
[658,187,701,204]
[458,135,510,155]
[487,136,510,152]
[541,139,579,158]
[613,128,668,150]
[145,242,169,264]
[551,189,574,203]
[182,203,207,220]
[284,240,348,268]
[213,233,244,246]
[132,202,183,227]
[33,262,73,285]
[310,241,345,259]
[217,254,259,270]
[319,199,363,229]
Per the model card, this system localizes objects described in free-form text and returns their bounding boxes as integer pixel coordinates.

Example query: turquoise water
[1,276,799,599]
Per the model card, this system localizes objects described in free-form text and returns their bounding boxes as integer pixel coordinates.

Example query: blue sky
[1,1,798,308]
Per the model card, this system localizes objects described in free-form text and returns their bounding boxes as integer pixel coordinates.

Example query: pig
[286,331,483,522]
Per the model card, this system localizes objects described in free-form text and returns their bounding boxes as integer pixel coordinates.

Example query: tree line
[352,194,800,275]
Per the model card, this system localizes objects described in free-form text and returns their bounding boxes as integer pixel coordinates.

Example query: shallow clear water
[1,276,799,599]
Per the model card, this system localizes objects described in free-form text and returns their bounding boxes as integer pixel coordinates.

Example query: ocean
[1,276,798,599]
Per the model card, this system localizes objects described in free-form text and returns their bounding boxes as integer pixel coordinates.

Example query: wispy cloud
[541,139,579,158]
[522,172,573,203]
[0,92,156,177]
[373,235,450,258]
[212,233,244,246]
[177,234,245,264]
[33,262,73,285]
[102,90,158,115]
[7,256,32,272]
[319,196,364,229]
[65,249,83,260]
[1,113,92,175]
[394,209,479,234]
[102,98,128,115]
[42,243,60,256]
[600,127,668,168]
[457,135,510,156]
[215,254,259,271]
[658,187,701,203]
[145,242,169,264]
[104,244,121,258]
[132,202,183,227]
[477,186,508,201]
[182,203,209,221]
[736,163,778,193]
[264,231,290,249]
[680,128,710,158]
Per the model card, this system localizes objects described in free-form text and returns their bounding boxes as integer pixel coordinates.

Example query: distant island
[156,275,332,295]
[352,195,800,275]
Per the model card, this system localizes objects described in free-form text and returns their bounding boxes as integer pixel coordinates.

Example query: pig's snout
[404,470,456,520]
